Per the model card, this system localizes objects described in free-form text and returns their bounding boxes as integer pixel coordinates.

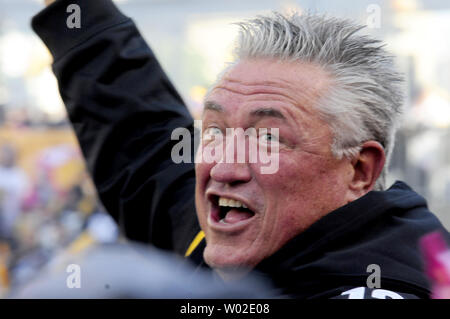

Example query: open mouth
[209,195,255,225]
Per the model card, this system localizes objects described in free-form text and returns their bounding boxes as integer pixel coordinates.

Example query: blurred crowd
[0,106,118,296]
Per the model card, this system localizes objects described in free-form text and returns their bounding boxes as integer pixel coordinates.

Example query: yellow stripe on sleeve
[184,231,205,257]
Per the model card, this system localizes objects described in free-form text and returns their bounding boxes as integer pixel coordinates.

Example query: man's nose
[210,161,252,184]
[209,133,252,184]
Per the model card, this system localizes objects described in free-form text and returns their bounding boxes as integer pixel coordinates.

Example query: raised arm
[31,0,201,256]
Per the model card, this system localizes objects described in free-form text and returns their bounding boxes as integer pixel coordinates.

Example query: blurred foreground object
[420,231,450,299]
[7,242,272,298]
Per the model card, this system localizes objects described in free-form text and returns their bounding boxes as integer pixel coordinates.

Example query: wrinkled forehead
[203,58,332,117]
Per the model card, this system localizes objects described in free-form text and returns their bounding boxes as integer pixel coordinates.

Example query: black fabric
[32,0,201,255]
[32,0,450,299]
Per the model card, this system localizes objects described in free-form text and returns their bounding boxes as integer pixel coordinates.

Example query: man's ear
[348,141,386,198]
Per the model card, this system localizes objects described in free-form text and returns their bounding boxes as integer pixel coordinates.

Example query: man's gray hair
[231,12,404,190]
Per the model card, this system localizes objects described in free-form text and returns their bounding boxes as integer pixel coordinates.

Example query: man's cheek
[195,161,211,185]
[259,151,280,174]
[255,159,295,187]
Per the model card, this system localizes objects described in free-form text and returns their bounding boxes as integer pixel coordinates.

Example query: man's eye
[260,133,279,143]
[203,127,223,138]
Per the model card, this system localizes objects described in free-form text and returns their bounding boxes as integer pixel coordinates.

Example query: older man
[32,0,449,298]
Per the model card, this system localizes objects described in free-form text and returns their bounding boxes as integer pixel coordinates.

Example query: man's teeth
[218,197,248,209]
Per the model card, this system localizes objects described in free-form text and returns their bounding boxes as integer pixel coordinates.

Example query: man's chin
[203,246,256,280]
[213,266,252,281]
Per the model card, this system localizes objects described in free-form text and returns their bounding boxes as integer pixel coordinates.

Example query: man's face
[195,58,353,274]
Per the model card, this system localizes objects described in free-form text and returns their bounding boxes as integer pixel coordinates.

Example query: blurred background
[0,0,449,295]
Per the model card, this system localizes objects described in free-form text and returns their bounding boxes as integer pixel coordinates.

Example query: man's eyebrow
[204,101,224,112]
[203,102,287,121]
[250,108,286,120]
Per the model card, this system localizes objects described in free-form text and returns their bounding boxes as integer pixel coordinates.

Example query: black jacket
[32,0,449,299]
